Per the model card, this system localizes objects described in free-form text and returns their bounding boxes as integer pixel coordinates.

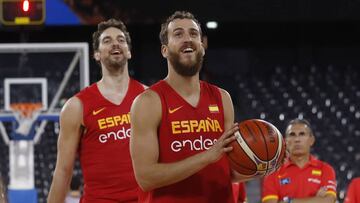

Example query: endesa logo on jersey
[97,113,131,143]
[171,136,218,152]
[170,117,223,152]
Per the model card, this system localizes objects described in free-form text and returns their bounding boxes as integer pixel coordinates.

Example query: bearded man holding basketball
[262,118,337,203]
[130,11,252,203]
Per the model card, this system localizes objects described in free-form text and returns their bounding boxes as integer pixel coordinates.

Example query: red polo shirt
[261,156,337,202]
[232,182,246,203]
[344,177,360,203]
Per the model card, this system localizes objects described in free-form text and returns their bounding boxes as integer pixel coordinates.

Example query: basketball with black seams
[227,119,286,177]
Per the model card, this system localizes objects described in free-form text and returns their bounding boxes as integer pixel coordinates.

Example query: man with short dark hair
[48,18,145,203]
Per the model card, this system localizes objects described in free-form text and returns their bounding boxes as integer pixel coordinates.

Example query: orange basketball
[227,119,286,177]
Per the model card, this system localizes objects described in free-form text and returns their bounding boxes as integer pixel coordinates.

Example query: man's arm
[264,183,336,203]
[0,177,6,203]
[278,193,336,203]
[219,88,235,137]
[263,188,335,203]
[264,200,278,203]
[262,183,335,203]
[219,88,254,183]
[287,163,337,203]
[130,90,238,192]
[47,97,83,203]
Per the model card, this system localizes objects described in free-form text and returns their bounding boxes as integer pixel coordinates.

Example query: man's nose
[112,42,120,47]
[183,33,193,42]
[111,40,121,47]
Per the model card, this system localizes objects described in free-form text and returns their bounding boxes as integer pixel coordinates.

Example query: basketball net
[10,103,42,136]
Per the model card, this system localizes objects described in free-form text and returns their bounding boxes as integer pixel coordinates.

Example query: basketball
[227,119,286,177]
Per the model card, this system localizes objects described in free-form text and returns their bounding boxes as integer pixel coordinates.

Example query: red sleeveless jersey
[76,78,144,202]
[139,80,233,203]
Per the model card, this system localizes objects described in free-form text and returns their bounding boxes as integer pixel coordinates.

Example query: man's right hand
[205,123,238,163]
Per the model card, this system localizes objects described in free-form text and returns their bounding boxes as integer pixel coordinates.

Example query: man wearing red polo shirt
[262,118,337,203]
[344,177,360,203]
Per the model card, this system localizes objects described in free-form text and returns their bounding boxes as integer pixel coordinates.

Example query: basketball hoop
[10,103,42,136]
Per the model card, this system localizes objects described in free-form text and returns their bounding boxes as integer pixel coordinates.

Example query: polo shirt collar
[283,155,320,168]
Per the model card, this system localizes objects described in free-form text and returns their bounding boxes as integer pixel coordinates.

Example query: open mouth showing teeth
[182,48,194,53]
[111,50,121,55]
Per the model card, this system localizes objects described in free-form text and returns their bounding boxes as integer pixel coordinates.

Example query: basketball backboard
[0,42,89,142]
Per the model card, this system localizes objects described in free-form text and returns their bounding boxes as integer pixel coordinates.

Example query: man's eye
[191,32,199,37]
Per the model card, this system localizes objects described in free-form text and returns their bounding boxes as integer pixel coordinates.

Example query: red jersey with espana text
[76,79,145,202]
[139,80,233,203]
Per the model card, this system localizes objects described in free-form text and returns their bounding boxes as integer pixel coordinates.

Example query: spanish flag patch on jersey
[312,169,322,176]
[208,105,219,113]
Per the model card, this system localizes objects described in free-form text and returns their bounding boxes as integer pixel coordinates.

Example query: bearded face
[95,27,131,73]
[167,43,204,76]
[101,46,128,72]
[163,18,205,77]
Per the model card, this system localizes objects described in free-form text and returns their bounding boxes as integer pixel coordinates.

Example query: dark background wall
[1,1,360,202]
[2,21,360,80]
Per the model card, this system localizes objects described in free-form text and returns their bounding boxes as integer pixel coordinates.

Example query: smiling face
[94,27,131,72]
[161,18,205,77]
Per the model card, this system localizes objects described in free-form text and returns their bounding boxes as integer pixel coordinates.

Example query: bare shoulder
[132,89,161,110]
[61,96,82,113]
[131,89,162,123]
[131,89,162,132]
[218,88,235,126]
[218,88,233,104]
[60,96,83,124]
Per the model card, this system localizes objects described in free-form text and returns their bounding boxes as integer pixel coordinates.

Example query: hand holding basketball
[227,119,286,177]
[206,123,239,163]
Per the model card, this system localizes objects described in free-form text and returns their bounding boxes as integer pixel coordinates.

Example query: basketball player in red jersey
[262,119,337,203]
[48,19,146,203]
[130,11,250,203]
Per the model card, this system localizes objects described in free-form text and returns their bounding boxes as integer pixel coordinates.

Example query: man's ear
[310,135,315,147]
[201,42,205,57]
[94,51,100,61]
[161,45,168,58]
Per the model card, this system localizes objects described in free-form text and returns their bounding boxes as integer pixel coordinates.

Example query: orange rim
[10,102,42,118]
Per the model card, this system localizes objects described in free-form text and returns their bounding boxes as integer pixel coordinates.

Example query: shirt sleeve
[344,178,360,203]
[320,163,337,198]
[262,173,279,202]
